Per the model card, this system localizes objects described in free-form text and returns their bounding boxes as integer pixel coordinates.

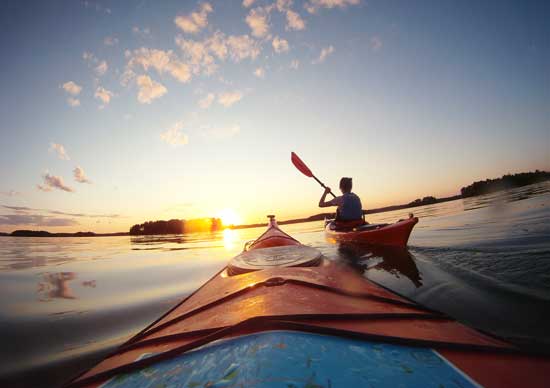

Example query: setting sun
[217,208,241,227]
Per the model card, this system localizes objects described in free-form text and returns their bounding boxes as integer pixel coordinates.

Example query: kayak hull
[325,216,419,247]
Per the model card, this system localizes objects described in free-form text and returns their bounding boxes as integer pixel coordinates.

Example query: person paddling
[318,177,364,224]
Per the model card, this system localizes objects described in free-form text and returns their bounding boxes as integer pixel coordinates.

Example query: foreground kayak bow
[66,216,550,388]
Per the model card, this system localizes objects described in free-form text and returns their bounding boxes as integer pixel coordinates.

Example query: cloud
[124,48,192,84]
[202,124,240,140]
[94,86,114,105]
[246,7,269,38]
[290,59,300,69]
[160,122,189,146]
[0,190,21,197]
[61,81,82,95]
[67,97,80,107]
[1,205,119,218]
[285,10,306,30]
[136,75,167,104]
[49,143,70,160]
[38,173,74,193]
[0,214,79,227]
[225,34,261,61]
[242,0,256,7]
[103,36,119,46]
[174,2,213,34]
[312,45,334,64]
[95,60,108,76]
[272,36,289,53]
[218,91,243,107]
[198,93,215,109]
[254,67,265,78]
[305,0,360,14]
[73,166,92,184]
[370,36,382,51]
[132,26,151,38]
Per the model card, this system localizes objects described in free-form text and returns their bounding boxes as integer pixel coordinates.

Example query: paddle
[291,152,336,198]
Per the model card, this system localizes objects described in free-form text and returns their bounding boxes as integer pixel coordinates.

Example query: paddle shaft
[312,175,337,198]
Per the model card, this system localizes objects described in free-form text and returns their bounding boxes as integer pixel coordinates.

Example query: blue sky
[0,0,549,232]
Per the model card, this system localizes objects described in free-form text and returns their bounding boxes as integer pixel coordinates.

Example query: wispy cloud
[0,190,21,197]
[160,122,189,146]
[38,173,74,193]
[254,67,265,78]
[67,97,81,107]
[290,59,300,69]
[312,45,334,64]
[49,142,70,160]
[103,36,119,46]
[73,166,92,184]
[272,36,289,53]
[174,2,213,34]
[305,0,360,14]
[124,48,192,84]
[198,93,215,109]
[242,0,256,7]
[95,60,108,76]
[218,91,243,107]
[95,86,114,105]
[246,7,270,38]
[370,36,382,51]
[136,75,167,104]
[285,10,306,30]
[1,205,119,218]
[0,214,79,227]
[132,26,151,38]
[61,81,82,96]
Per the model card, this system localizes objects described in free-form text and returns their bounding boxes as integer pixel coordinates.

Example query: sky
[0,0,549,233]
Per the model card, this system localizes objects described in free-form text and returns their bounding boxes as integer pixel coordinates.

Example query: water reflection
[37,272,77,301]
[336,243,423,288]
[222,228,239,250]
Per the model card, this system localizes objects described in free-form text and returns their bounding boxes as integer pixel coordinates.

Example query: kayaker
[318,177,364,222]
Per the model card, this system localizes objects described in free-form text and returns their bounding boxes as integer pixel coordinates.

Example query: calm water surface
[1,182,549,387]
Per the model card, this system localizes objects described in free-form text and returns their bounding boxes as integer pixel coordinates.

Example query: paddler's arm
[319,187,341,207]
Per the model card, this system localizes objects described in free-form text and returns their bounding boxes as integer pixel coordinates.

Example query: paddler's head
[339,177,352,194]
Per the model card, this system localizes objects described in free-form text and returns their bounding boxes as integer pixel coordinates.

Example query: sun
[217,208,242,227]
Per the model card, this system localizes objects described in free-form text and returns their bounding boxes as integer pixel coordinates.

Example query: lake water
[1,182,549,387]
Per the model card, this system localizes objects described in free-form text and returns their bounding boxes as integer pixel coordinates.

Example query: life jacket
[337,192,363,221]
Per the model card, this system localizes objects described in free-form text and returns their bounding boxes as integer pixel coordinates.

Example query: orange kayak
[325,215,419,246]
[66,216,549,388]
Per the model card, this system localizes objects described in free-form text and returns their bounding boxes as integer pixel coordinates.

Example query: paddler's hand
[324,187,332,194]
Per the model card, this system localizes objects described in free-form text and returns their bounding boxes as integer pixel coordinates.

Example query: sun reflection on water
[223,228,239,251]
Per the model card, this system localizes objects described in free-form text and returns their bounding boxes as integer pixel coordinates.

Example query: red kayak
[325,215,419,247]
[66,216,549,388]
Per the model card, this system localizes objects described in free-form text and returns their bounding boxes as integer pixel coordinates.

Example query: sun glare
[218,208,241,227]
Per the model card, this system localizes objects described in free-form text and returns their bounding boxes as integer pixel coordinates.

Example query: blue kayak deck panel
[99,331,481,388]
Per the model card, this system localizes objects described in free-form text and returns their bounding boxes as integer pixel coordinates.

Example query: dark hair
[339,177,352,192]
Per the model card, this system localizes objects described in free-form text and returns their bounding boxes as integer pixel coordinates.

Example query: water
[1,182,549,387]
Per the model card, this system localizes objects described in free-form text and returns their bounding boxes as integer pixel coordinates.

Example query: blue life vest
[338,193,363,221]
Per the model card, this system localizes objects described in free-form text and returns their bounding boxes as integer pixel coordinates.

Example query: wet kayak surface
[1,181,549,387]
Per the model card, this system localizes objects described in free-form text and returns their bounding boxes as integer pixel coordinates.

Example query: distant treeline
[129,218,223,235]
[460,170,550,197]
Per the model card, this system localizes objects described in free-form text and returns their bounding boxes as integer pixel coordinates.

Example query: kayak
[325,215,419,247]
[66,216,549,388]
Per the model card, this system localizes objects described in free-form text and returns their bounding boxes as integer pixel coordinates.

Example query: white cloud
[254,67,265,78]
[132,26,151,38]
[246,8,269,38]
[95,60,108,76]
[305,0,360,14]
[61,81,82,96]
[125,48,192,83]
[290,59,300,69]
[95,86,114,104]
[218,91,243,107]
[160,122,189,146]
[286,10,305,30]
[73,166,92,183]
[272,36,289,53]
[243,0,256,7]
[276,0,293,11]
[203,124,240,140]
[312,45,334,64]
[136,75,167,104]
[226,34,261,61]
[82,51,96,62]
[103,36,119,46]
[370,36,382,51]
[174,2,213,34]
[49,142,70,160]
[38,173,74,193]
[198,93,215,109]
[67,97,81,107]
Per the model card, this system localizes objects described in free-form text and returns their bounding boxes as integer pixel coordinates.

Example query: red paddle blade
[291,152,313,178]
